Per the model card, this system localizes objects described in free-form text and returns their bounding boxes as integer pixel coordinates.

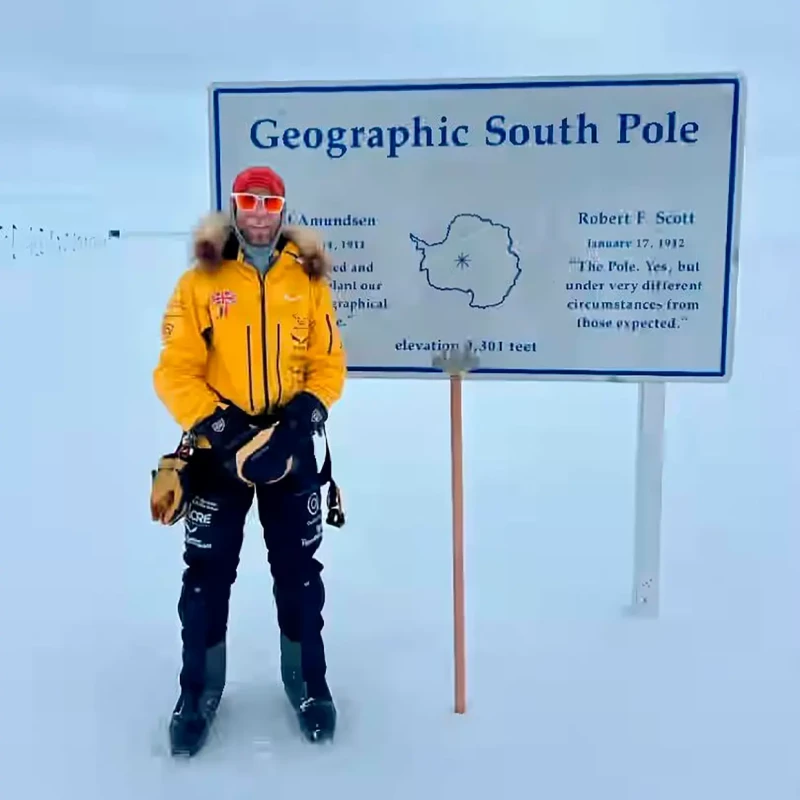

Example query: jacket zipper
[276,324,283,407]
[258,273,269,411]
[245,325,255,412]
[242,246,281,413]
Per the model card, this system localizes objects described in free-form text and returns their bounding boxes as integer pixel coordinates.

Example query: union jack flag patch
[211,290,237,318]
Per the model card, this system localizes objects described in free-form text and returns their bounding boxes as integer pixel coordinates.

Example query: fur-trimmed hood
[191,211,331,279]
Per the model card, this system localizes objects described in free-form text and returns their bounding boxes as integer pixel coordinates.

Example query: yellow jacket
[154,217,346,432]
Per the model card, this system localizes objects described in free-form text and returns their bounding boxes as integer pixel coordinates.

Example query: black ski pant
[177,436,327,697]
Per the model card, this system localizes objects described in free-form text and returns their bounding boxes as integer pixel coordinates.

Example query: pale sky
[0,0,797,235]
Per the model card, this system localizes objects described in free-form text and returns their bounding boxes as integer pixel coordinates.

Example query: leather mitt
[150,453,191,525]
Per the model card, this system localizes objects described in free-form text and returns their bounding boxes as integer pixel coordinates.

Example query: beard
[243,225,278,246]
[232,206,283,248]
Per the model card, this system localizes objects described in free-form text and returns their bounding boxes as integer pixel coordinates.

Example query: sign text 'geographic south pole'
[209,73,745,381]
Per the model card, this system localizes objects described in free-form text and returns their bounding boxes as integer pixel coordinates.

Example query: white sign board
[209,73,745,381]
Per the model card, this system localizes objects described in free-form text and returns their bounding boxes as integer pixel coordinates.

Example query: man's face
[232,190,284,245]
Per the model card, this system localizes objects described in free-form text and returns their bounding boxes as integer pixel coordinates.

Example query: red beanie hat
[232,166,285,196]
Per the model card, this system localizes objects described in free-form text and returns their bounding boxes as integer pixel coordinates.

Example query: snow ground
[1,230,797,799]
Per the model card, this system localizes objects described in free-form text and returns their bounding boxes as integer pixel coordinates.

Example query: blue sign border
[209,75,743,381]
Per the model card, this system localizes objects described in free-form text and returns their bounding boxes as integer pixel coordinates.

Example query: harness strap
[318,428,345,528]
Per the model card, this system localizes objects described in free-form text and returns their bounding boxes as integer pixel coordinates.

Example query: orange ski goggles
[231,193,285,214]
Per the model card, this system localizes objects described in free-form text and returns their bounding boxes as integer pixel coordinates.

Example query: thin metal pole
[631,382,667,616]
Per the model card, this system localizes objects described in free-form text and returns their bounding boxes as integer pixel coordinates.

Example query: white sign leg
[630,381,667,617]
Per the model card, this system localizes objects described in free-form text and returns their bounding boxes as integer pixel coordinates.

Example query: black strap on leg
[317,428,345,528]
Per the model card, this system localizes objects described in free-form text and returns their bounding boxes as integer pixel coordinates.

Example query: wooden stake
[450,374,466,714]
[432,342,478,715]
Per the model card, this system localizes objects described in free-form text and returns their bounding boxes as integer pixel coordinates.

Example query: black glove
[281,391,328,436]
[231,392,328,484]
[194,405,293,485]
[193,395,326,486]
[194,404,256,453]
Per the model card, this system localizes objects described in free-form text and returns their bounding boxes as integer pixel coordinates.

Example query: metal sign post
[630,382,667,616]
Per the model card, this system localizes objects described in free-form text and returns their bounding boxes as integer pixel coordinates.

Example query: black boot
[169,691,211,756]
[280,633,336,743]
[297,685,337,743]
[169,641,226,757]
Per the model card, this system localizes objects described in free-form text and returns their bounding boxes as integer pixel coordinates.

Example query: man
[149,165,346,757]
